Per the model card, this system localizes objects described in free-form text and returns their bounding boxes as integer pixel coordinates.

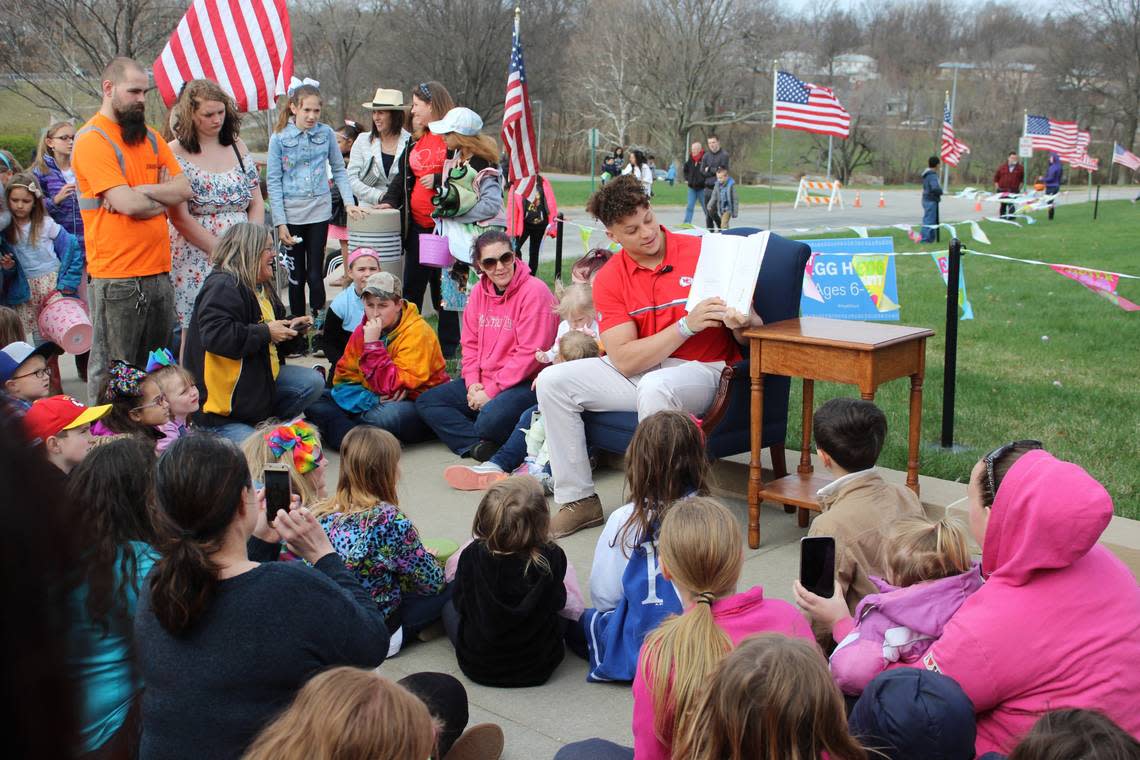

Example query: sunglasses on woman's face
[480,250,515,270]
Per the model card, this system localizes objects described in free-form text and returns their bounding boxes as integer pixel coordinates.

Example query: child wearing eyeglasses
[92,359,170,445]
[1,340,61,411]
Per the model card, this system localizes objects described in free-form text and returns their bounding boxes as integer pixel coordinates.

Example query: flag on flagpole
[1112,143,1140,171]
[501,10,540,198]
[774,70,851,139]
[940,96,970,167]
[1060,129,1090,165]
[1024,114,1078,154]
[153,0,292,112]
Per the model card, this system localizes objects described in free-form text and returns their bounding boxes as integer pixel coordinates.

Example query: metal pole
[943,70,958,192]
[826,135,833,181]
[1093,184,1100,220]
[941,237,962,448]
[554,212,565,281]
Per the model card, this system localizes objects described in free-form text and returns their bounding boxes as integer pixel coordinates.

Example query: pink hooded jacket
[630,586,814,760]
[915,450,1140,755]
[461,259,558,398]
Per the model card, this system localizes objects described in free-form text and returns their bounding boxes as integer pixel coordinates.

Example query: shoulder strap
[232,143,246,174]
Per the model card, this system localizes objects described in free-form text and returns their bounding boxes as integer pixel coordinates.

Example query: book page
[685,230,769,314]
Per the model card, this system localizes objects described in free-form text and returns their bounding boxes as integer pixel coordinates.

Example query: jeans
[415,378,538,455]
[683,186,703,225]
[703,187,720,230]
[284,220,330,317]
[205,364,325,445]
[403,222,460,358]
[920,200,939,243]
[88,274,175,403]
[305,390,433,449]
[488,404,537,471]
[391,582,453,638]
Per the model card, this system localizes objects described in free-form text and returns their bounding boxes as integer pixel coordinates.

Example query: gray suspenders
[75,126,159,211]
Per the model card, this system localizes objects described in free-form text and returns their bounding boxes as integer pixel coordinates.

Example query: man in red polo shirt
[535,176,762,536]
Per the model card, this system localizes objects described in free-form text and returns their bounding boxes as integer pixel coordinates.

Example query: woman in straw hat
[348,88,412,206]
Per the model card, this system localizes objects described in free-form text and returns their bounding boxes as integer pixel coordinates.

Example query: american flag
[501,13,540,198]
[1025,114,1078,154]
[1061,129,1091,165]
[153,0,292,112]
[1112,143,1140,171]
[773,70,850,139]
[1070,153,1099,172]
[940,98,970,167]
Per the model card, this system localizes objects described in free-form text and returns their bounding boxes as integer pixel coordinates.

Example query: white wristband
[677,316,696,338]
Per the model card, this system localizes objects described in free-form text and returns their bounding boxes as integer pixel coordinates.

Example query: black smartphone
[800,536,836,598]
[263,463,292,526]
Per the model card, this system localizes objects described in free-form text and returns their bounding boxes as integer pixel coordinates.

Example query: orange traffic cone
[973,197,983,212]
[877,191,886,208]
[853,191,862,208]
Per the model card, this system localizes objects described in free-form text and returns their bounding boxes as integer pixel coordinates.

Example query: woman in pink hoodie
[415,230,557,461]
[917,443,1140,756]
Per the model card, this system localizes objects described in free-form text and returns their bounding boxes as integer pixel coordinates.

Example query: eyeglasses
[416,82,432,101]
[10,366,52,381]
[53,134,76,141]
[982,440,1042,504]
[132,393,168,412]
[480,250,515,270]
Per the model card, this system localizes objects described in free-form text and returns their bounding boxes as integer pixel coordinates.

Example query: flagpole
[826,135,833,181]
[768,61,778,230]
[941,90,950,192]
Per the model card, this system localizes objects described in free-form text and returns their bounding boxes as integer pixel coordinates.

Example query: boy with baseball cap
[24,395,111,474]
[1,340,62,411]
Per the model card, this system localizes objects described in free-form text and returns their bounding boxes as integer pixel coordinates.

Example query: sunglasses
[982,440,1042,504]
[480,250,515,270]
[132,392,168,413]
[11,366,52,381]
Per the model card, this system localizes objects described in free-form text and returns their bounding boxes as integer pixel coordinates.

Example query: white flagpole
[826,135,833,181]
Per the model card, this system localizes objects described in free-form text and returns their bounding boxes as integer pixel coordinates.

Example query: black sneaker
[469,440,500,463]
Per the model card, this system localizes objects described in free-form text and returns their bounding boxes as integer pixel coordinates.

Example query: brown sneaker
[443,723,504,760]
[551,494,604,538]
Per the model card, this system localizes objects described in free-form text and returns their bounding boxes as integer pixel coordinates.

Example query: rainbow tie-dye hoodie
[330,302,449,414]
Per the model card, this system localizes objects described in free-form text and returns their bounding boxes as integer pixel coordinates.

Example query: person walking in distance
[698,136,729,231]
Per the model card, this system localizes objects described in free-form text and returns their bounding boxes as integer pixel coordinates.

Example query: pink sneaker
[444,462,508,491]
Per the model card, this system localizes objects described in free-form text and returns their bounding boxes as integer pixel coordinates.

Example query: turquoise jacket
[0,225,84,306]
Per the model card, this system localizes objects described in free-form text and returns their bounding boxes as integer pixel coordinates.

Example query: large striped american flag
[1025,114,1078,154]
[1111,143,1140,171]
[940,98,970,167]
[1061,129,1091,164]
[774,70,850,139]
[501,14,540,198]
[153,0,293,112]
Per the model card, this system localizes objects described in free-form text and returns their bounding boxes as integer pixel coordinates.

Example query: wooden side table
[744,317,935,548]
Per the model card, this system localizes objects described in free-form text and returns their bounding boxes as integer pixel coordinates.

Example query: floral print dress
[168,156,259,328]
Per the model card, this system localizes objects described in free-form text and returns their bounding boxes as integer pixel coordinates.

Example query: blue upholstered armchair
[583,230,811,473]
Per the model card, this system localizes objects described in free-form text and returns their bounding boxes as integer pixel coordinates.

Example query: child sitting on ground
[241,419,329,510]
[536,282,599,364]
[23,395,111,474]
[145,349,200,453]
[795,515,982,695]
[92,360,170,445]
[444,476,570,687]
[806,397,924,642]
[444,330,600,493]
[709,166,738,230]
[310,426,447,654]
[1,340,60,411]
[320,247,380,377]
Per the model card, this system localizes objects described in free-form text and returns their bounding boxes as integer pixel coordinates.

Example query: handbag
[359,155,385,188]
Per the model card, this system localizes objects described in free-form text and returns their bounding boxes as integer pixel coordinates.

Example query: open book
[685,230,769,314]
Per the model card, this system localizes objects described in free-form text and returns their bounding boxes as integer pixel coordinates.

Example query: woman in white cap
[347,88,412,206]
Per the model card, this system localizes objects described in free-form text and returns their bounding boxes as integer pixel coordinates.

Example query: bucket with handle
[37,292,92,354]
[418,233,453,268]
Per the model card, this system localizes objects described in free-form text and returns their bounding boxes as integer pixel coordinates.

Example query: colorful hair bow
[107,360,147,400]
[146,347,176,373]
[287,76,320,97]
[264,420,321,474]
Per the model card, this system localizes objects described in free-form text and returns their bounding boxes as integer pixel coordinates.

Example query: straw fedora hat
[362,88,409,110]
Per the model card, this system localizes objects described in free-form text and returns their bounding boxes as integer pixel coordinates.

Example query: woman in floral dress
[167,79,265,358]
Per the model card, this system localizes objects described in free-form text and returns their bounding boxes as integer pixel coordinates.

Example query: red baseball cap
[24,395,111,443]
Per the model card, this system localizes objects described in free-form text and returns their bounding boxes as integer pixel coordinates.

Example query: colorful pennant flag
[1050,265,1140,311]
[931,252,974,320]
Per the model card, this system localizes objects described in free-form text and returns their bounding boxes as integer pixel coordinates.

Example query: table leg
[907,371,923,495]
[748,343,765,549]
[798,379,814,475]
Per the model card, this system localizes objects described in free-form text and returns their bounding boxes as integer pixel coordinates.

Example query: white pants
[535,356,723,504]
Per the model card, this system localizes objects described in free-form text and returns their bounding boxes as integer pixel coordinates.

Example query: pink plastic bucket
[418,233,453,268]
[37,293,92,354]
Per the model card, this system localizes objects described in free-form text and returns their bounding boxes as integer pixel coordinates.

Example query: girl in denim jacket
[267,80,360,320]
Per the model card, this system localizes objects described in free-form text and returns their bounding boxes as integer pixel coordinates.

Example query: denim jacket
[1,226,85,306]
[266,121,355,224]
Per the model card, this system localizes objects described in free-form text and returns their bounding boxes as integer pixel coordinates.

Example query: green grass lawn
[547,179,797,211]
[784,201,1139,518]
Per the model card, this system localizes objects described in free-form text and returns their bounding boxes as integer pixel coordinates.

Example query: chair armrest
[700,364,735,435]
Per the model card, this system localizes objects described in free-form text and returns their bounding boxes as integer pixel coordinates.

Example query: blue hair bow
[146,347,176,373]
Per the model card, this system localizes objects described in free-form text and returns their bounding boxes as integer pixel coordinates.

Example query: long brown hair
[149,435,253,635]
[444,132,499,165]
[641,497,742,750]
[617,410,711,554]
[472,476,553,574]
[4,173,47,246]
[673,634,868,760]
[242,666,436,760]
[32,121,75,174]
[275,84,321,132]
[310,426,400,519]
[171,78,241,152]
[411,81,454,138]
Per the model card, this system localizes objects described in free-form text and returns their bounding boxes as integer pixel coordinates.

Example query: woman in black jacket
[183,223,324,444]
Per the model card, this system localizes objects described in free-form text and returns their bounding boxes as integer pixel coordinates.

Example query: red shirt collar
[617,225,675,275]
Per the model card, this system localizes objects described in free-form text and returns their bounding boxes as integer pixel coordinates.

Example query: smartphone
[800,536,836,598]
[263,463,292,526]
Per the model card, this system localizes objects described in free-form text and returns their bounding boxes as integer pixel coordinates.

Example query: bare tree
[1084,0,1140,161]
[292,0,389,122]
[568,0,642,148]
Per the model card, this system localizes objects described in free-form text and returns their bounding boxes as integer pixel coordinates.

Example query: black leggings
[515,223,546,274]
[399,672,469,758]
[404,223,460,358]
[285,220,330,317]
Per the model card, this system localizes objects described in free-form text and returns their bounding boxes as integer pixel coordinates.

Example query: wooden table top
[743,318,934,350]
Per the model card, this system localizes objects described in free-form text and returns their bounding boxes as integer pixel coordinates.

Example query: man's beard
[114,103,148,145]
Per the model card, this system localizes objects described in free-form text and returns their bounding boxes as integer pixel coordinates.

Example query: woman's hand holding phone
[792,579,850,630]
[274,507,335,564]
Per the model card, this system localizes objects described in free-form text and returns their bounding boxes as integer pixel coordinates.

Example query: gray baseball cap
[362,271,403,298]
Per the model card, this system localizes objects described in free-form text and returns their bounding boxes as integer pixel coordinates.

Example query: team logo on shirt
[680,276,693,288]
[922,651,941,673]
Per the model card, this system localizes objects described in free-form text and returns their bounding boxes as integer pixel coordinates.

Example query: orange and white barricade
[793,176,844,211]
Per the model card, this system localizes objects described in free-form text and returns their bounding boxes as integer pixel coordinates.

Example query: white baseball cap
[428,107,484,137]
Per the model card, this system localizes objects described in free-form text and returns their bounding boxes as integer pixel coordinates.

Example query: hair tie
[107,360,147,399]
[179,528,195,540]
[264,420,321,474]
[287,76,320,97]
[146,347,177,373]
[695,592,716,606]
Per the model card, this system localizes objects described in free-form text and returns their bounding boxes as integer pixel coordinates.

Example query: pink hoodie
[915,450,1140,755]
[631,586,814,760]
[461,259,557,398]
